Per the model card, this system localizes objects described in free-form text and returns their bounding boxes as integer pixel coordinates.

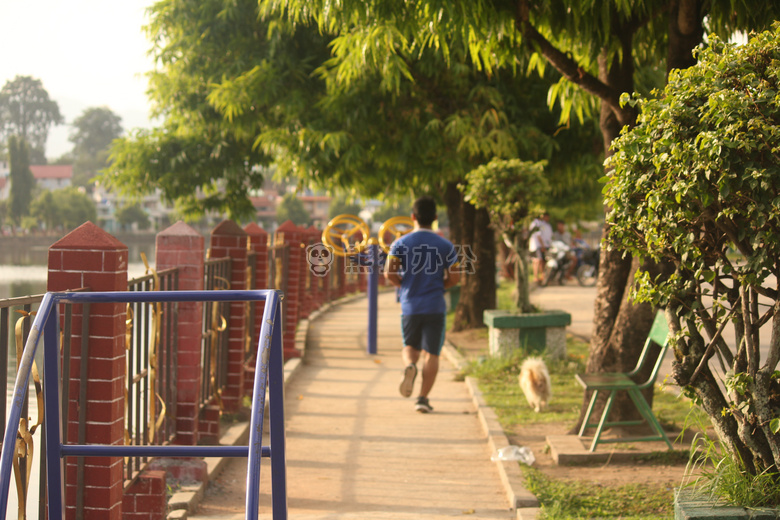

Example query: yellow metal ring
[378,216,414,253]
[321,214,370,257]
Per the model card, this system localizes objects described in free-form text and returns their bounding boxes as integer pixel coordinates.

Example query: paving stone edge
[442,341,540,520]
[167,292,536,519]
[165,291,369,520]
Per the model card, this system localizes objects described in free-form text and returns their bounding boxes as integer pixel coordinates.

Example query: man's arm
[384,255,403,288]
[443,263,460,289]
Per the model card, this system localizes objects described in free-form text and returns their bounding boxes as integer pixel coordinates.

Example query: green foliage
[606,27,780,286]
[461,158,548,235]
[115,204,151,231]
[683,428,780,508]
[460,158,548,311]
[103,0,292,220]
[370,197,414,224]
[29,191,58,231]
[327,195,362,220]
[7,135,35,227]
[69,107,123,187]
[28,187,97,232]
[0,75,63,163]
[605,24,780,483]
[276,193,310,226]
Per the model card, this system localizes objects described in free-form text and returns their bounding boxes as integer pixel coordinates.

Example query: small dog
[518,357,552,412]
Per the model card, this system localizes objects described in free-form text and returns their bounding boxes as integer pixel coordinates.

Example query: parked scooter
[575,247,600,287]
[541,240,574,286]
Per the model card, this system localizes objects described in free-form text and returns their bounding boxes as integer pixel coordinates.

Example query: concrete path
[186,291,517,520]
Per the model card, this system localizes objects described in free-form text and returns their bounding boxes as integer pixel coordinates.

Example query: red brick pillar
[209,220,249,411]
[275,221,303,359]
[155,221,204,445]
[307,225,325,311]
[47,222,127,520]
[122,470,167,520]
[337,256,347,298]
[243,222,268,395]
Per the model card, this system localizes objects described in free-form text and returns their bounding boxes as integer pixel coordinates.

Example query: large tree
[69,106,123,187]
[105,0,602,330]
[606,27,780,497]
[0,75,63,164]
[7,135,35,230]
[260,0,780,419]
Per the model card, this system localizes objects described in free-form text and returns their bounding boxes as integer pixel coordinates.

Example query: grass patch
[462,323,703,519]
[525,466,674,520]
[463,335,589,427]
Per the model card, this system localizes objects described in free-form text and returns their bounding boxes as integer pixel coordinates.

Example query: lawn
[449,280,705,519]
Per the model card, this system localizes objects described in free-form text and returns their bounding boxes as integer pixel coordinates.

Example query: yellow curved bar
[378,216,414,253]
[321,214,370,257]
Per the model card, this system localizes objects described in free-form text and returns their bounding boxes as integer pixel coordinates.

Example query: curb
[442,341,540,520]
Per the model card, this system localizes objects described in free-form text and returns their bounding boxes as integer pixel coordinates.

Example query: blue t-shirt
[388,229,457,315]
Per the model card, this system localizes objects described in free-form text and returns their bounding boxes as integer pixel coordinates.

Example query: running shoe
[399,364,417,398]
[415,396,433,413]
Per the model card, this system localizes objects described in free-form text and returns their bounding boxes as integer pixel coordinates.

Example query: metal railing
[125,267,180,481]
[202,257,231,411]
[0,294,48,520]
[0,290,288,520]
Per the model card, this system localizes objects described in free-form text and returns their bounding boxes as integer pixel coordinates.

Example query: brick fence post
[209,220,248,411]
[306,225,326,312]
[275,221,303,360]
[122,470,167,520]
[47,222,127,520]
[155,221,204,445]
[243,222,268,395]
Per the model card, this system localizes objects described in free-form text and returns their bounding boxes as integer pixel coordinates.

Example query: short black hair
[412,196,437,226]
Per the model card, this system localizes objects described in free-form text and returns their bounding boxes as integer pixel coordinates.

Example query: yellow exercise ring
[321,214,370,257]
[378,216,414,253]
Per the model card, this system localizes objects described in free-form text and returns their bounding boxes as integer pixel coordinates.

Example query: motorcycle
[541,240,574,286]
[575,247,599,287]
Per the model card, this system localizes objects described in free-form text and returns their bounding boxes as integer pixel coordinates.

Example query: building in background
[30,165,73,191]
[0,163,74,200]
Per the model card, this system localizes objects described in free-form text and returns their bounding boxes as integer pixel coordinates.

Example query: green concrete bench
[575,309,673,452]
[483,310,571,359]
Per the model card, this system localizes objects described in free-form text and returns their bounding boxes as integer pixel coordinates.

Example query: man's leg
[399,345,419,398]
[418,351,438,398]
[402,345,420,366]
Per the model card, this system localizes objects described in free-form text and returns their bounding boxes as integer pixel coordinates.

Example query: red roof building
[30,165,73,191]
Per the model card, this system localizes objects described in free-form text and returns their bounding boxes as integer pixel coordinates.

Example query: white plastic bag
[490,445,535,465]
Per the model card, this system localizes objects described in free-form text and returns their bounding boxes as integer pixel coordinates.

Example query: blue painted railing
[0,290,288,520]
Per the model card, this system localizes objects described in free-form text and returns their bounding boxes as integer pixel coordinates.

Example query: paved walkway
[185,290,519,520]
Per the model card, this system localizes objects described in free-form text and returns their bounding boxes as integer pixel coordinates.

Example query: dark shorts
[401,313,446,356]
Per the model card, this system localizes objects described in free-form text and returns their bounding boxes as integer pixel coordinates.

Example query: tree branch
[515,0,631,126]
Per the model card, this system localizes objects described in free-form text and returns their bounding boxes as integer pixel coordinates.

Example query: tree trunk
[667,0,704,78]
[578,3,707,431]
[445,182,496,331]
[576,29,659,430]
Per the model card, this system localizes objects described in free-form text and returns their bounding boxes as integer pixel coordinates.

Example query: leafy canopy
[605,26,780,296]
[0,75,63,163]
[460,158,548,238]
[605,24,780,486]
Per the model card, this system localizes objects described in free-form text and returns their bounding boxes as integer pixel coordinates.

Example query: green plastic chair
[575,310,674,452]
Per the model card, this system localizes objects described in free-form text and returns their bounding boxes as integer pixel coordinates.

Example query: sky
[0,0,158,160]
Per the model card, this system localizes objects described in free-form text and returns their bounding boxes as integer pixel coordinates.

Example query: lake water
[0,236,155,518]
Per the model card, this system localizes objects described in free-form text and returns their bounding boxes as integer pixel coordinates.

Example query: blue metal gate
[0,290,287,520]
